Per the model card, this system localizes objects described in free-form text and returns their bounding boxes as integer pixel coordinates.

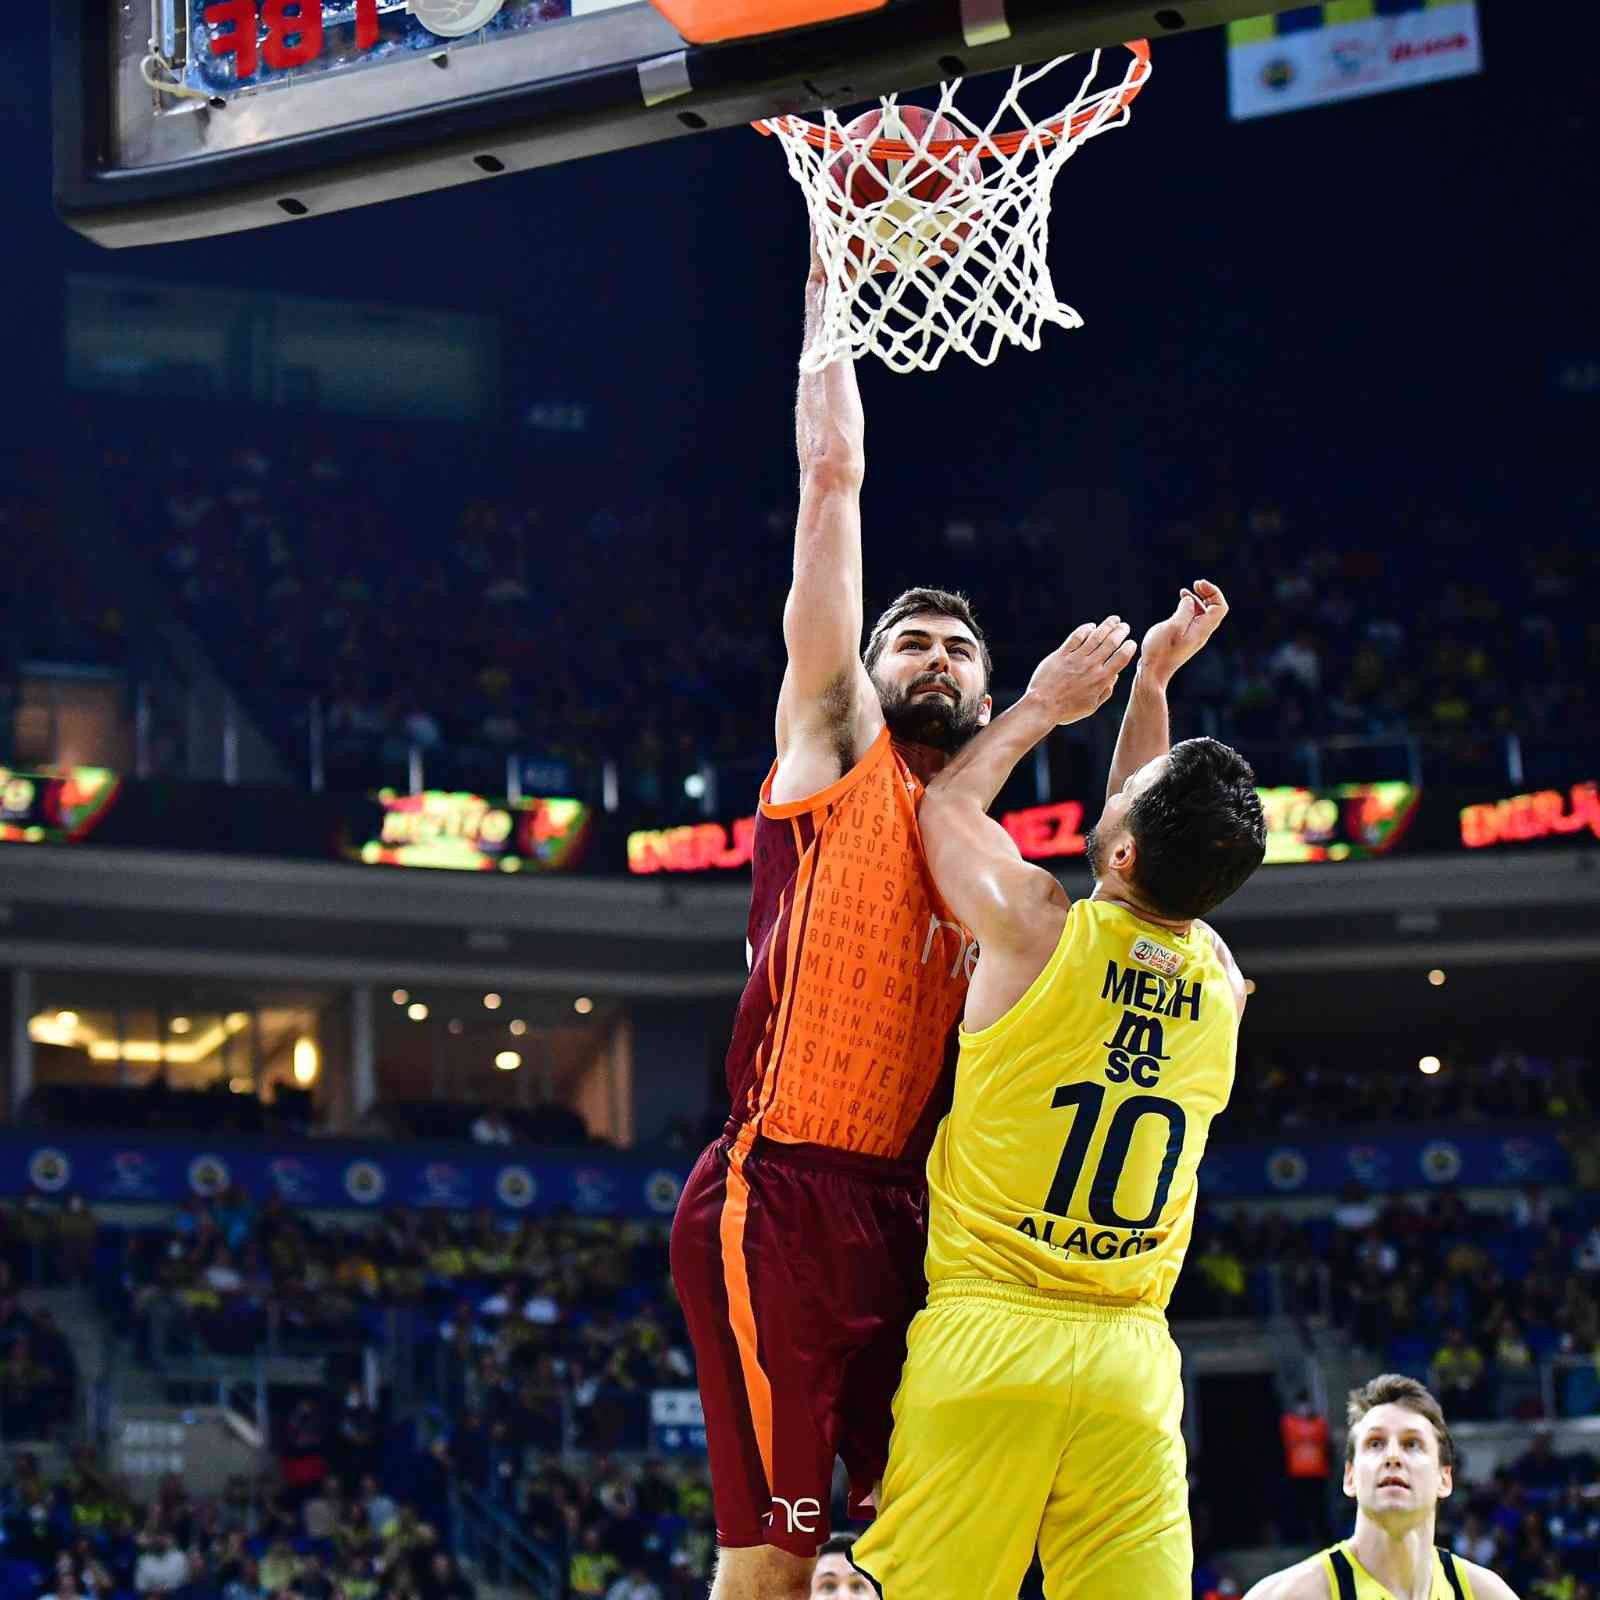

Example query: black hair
[817,1535,857,1560]
[863,587,992,686]
[1127,737,1266,920]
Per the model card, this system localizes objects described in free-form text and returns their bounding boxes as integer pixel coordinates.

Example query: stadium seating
[11,407,1593,809]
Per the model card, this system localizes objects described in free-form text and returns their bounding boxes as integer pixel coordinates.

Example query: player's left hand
[1024,615,1138,726]
[1138,579,1229,689]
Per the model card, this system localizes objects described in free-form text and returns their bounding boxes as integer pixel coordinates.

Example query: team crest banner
[1227,1,1482,122]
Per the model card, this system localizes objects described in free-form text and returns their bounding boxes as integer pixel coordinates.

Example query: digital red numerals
[203,0,379,81]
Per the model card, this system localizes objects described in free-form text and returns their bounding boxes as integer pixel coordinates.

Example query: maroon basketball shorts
[668,1121,931,1558]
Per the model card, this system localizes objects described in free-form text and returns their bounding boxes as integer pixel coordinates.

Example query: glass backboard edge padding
[57,0,1310,247]
[118,4,685,169]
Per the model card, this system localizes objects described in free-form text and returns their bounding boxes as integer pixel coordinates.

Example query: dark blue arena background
[0,2,1597,1598]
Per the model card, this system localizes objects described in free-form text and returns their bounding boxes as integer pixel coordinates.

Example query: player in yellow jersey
[1244,1374,1520,1600]
[849,582,1267,1600]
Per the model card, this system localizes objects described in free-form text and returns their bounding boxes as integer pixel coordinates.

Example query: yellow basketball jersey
[924,898,1238,1308]
[1318,1543,1475,1600]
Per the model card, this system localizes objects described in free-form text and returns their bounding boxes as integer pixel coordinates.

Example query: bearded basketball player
[667,247,1137,1600]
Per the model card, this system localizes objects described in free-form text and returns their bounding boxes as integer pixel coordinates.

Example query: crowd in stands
[104,1196,688,1414]
[3,1160,1599,1596]
[0,1443,496,1600]
[0,1271,78,1441]
[2,482,128,681]
[1184,1185,1600,1424]
[6,1152,1598,1438]
[1228,1045,1596,1136]
[8,409,1593,807]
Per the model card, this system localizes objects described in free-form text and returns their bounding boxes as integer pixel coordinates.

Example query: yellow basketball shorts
[849,1280,1191,1600]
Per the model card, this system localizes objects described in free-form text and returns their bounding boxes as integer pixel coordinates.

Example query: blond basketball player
[1244,1375,1520,1600]
[849,582,1267,1600]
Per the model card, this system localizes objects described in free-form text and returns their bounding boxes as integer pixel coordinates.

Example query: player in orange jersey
[669,247,1137,1600]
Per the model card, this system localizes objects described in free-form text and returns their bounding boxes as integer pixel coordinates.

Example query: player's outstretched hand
[1024,616,1138,727]
[1139,578,1229,689]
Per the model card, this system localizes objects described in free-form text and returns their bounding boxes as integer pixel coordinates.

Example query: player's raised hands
[1138,579,1230,689]
[1024,615,1139,727]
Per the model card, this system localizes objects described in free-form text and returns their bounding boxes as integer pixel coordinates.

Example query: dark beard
[1084,825,1106,880]
[878,680,985,754]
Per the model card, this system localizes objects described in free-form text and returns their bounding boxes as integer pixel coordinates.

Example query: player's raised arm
[920,617,1135,946]
[773,252,880,791]
[1104,579,1229,803]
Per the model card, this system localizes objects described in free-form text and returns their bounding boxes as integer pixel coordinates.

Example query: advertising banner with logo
[1228,2,1483,123]
[0,767,122,844]
[1,1129,1567,1210]
[1,1133,687,1219]
[650,1390,709,1455]
[350,790,592,872]
[4,771,1592,873]
[1201,1130,1570,1199]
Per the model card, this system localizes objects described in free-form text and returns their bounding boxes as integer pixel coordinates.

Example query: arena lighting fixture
[392,988,410,1005]
[509,1019,527,1036]
[293,1038,319,1085]
[447,1019,464,1035]
[483,993,502,1010]
[574,997,594,1015]
[407,1002,429,1021]
[683,773,707,800]
[495,1051,521,1071]
[35,1008,251,1063]
[169,1016,192,1034]
[1242,979,1256,996]
[1419,1055,1442,1075]
[55,1010,79,1028]
[1428,969,1447,987]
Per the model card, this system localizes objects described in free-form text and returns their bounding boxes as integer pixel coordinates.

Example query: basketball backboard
[56,0,1303,248]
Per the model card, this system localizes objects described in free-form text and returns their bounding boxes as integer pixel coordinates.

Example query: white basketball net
[757,47,1151,373]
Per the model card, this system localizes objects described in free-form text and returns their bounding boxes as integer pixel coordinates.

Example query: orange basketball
[826,105,982,275]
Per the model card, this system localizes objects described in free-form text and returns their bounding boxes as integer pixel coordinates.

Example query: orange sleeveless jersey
[723,727,973,1164]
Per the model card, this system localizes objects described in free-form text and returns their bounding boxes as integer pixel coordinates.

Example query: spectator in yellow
[257,1540,300,1595]
[1198,1235,1248,1311]
[1430,1326,1486,1420]
[569,1528,621,1600]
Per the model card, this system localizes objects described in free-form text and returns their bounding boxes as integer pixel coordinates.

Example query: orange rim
[752,40,1150,158]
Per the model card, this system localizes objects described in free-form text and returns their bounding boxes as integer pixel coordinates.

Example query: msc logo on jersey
[1102,1009,1170,1087]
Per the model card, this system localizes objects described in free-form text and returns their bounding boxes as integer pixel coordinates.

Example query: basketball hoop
[755,45,1151,372]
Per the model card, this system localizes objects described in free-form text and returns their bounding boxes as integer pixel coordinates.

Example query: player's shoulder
[1241,1552,1331,1600]
[1452,1554,1520,1600]
[1192,917,1248,1012]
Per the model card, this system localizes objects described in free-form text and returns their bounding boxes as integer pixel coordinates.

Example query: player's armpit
[919,789,1067,949]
